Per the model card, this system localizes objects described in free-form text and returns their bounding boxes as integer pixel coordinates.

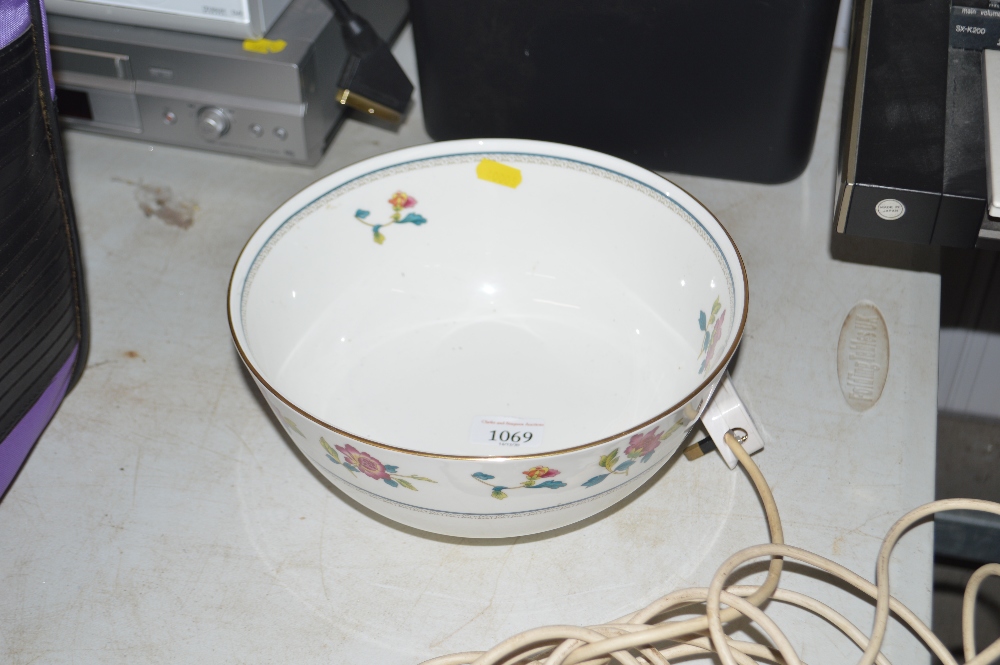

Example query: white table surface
[0,34,941,665]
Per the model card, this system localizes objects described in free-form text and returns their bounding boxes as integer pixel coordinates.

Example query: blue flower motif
[472,472,495,481]
[355,209,370,219]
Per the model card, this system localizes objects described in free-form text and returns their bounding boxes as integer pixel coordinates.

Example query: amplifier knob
[197,107,230,140]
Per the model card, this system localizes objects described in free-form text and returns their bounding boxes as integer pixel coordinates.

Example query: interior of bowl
[233,141,746,457]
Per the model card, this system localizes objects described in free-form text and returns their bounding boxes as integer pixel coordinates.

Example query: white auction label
[470,416,544,449]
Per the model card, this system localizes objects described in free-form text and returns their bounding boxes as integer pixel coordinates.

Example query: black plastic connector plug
[327,0,413,123]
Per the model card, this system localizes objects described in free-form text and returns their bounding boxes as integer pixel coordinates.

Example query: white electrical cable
[419,431,1000,665]
[965,564,1000,663]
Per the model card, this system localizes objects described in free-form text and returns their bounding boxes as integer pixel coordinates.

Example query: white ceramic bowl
[229,139,747,538]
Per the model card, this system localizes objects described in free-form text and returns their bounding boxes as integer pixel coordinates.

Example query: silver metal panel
[90,90,142,129]
[46,0,293,39]
[50,44,131,79]
[55,70,135,94]
[134,80,305,117]
[983,49,1000,219]
[835,0,875,234]
[135,95,310,161]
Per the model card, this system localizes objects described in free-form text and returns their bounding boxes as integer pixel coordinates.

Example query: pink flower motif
[522,466,559,480]
[625,428,662,459]
[704,310,726,371]
[388,191,417,210]
[335,443,391,481]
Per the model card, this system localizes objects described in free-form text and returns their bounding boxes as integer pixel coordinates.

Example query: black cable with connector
[325,0,413,123]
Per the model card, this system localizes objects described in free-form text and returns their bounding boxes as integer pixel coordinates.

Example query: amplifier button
[197,107,230,140]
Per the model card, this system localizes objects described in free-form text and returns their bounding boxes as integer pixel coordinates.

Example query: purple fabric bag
[0,0,89,500]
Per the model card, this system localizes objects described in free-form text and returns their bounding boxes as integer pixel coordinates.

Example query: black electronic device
[835,0,1000,248]
[48,0,409,165]
[409,0,841,184]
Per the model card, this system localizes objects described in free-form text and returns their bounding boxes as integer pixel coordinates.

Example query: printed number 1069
[489,430,532,444]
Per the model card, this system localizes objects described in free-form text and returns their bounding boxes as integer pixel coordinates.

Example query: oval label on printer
[875,198,906,220]
[837,301,889,412]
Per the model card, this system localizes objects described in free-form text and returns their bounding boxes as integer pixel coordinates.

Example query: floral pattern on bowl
[470,419,686,500]
[581,420,682,488]
[317,436,436,490]
[473,466,567,500]
[698,296,727,375]
[354,190,427,244]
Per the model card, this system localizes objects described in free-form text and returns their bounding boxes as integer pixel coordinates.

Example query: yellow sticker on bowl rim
[476,159,522,188]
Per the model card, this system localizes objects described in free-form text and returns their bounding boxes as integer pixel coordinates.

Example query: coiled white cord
[419,431,1000,665]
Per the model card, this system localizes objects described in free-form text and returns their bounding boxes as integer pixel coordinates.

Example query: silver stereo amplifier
[46,0,293,40]
[48,0,408,165]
